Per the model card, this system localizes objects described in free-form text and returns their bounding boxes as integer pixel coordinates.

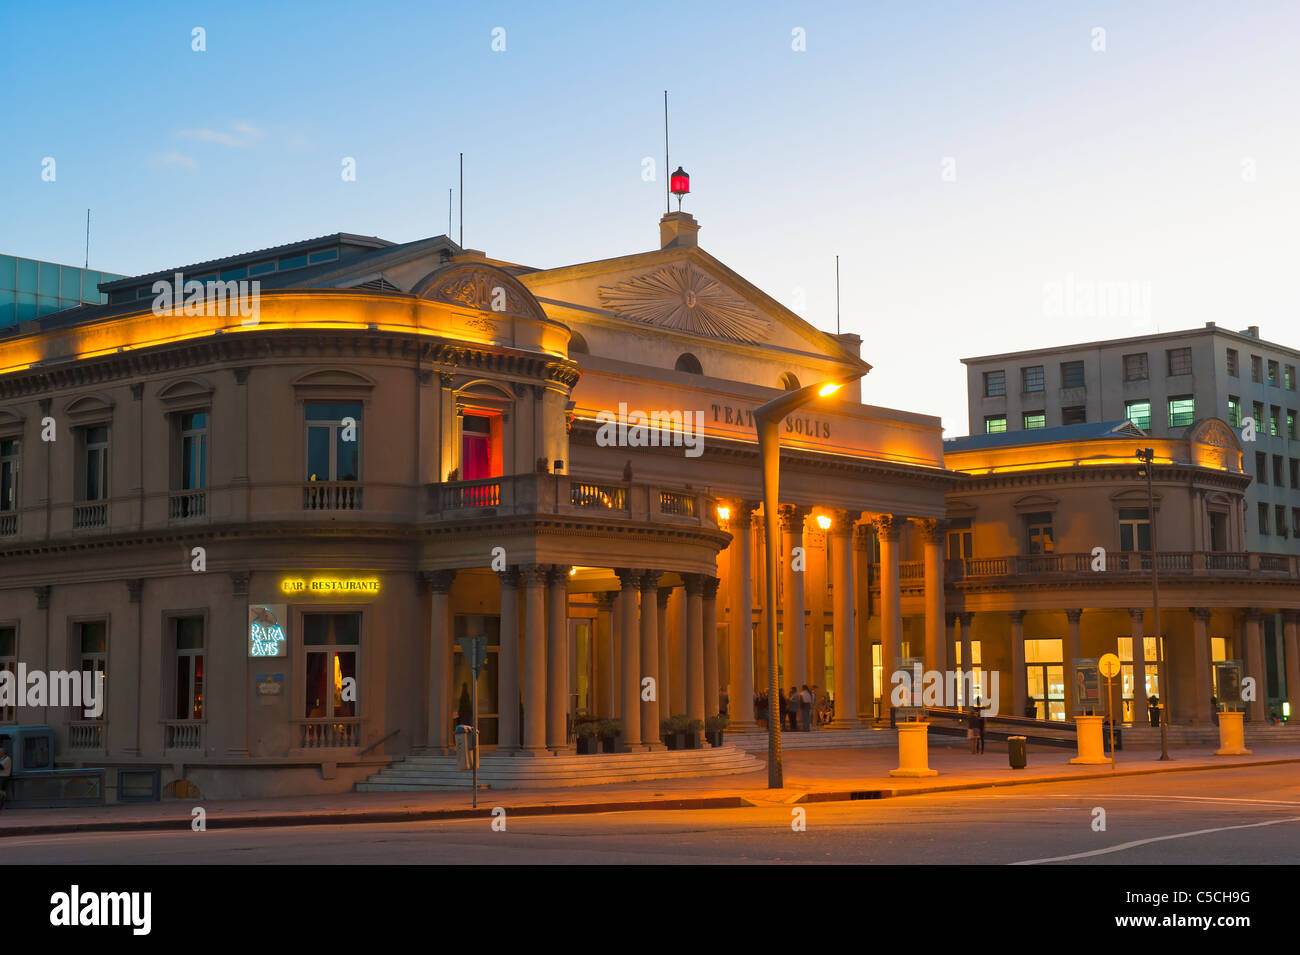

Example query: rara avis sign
[249,604,288,658]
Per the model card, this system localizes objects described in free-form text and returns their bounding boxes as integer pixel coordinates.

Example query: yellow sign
[280,576,381,595]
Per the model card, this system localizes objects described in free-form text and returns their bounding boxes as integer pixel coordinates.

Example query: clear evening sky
[2,1,1297,436]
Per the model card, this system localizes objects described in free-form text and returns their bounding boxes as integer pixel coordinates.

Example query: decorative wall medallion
[598,263,770,343]
[464,315,501,336]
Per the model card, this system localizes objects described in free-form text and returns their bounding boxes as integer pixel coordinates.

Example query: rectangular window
[1227,397,1241,427]
[1276,505,1288,539]
[78,621,107,720]
[1254,401,1265,428]
[947,518,973,560]
[1123,353,1149,382]
[1291,458,1299,489]
[0,438,17,512]
[1062,405,1087,425]
[1167,347,1192,376]
[1021,366,1044,393]
[1256,451,1268,484]
[0,626,15,722]
[1125,400,1151,431]
[173,617,204,721]
[1226,348,1239,377]
[178,412,208,491]
[983,370,1005,397]
[1293,508,1300,538]
[1118,508,1150,553]
[79,426,109,501]
[1025,512,1055,554]
[1288,410,1296,439]
[1287,364,1297,390]
[1274,454,1284,487]
[460,412,503,480]
[1023,412,1046,430]
[303,613,361,720]
[984,416,1007,434]
[1252,355,1263,383]
[1167,396,1195,428]
[1259,502,1271,536]
[1060,361,1085,389]
[305,402,362,482]
[1270,406,1280,437]
[1268,360,1280,387]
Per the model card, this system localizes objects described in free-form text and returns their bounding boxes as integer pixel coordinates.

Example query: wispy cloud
[153,150,197,168]
[177,123,264,148]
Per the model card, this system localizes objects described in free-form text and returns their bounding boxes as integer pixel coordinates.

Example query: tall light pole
[1136,448,1170,761]
[755,371,865,788]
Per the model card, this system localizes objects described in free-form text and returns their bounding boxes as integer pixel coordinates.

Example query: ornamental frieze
[598,263,771,344]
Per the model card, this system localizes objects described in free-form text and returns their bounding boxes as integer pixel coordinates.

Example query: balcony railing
[72,502,107,530]
[168,489,207,520]
[69,720,104,750]
[905,551,1298,585]
[164,720,204,751]
[659,490,695,517]
[303,481,363,511]
[571,482,627,510]
[441,478,501,509]
[299,719,361,749]
[0,512,15,537]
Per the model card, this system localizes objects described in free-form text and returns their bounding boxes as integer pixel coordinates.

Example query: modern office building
[962,324,1300,554]
[0,213,958,799]
[0,254,124,329]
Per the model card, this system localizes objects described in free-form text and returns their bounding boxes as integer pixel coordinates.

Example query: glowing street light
[754,370,865,788]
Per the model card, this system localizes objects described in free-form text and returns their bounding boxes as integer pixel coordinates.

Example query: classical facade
[0,214,957,797]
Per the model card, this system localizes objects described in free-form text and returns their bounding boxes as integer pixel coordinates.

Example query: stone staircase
[1121,722,1300,748]
[724,723,966,754]
[356,744,764,791]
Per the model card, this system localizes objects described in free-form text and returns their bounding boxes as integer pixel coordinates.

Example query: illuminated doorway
[453,614,499,745]
[1025,638,1065,721]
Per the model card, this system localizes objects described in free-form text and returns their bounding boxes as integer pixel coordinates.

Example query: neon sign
[249,604,288,658]
[280,576,380,595]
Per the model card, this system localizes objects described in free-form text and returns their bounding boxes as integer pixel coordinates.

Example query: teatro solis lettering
[49,885,151,936]
[710,403,831,439]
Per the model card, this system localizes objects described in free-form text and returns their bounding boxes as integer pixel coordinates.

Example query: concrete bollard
[1069,714,1112,765]
[1214,710,1252,755]
[889,721,938,777]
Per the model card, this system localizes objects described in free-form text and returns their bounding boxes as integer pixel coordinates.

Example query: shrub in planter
[597,719,623,753]
[663,714,691,750]
[685,718,704,749]
[705,714,729,747]
[574,721,599,755]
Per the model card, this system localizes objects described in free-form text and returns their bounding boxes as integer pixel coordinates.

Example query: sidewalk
[4,742,1298,838]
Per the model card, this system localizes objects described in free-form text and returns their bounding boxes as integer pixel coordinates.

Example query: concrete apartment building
[962,323,1300,556]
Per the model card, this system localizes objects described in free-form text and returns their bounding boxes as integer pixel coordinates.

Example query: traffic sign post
[1098,653,1121,769]
[456,635,489,807]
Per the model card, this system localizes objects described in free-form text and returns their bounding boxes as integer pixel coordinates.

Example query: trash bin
[1008,736,1027,770]
[454,724,476,771]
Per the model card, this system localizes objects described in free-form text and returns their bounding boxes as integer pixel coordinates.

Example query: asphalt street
[6,763,1300,865]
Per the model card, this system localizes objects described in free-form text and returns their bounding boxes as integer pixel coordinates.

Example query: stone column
[876,515,904,713]
[1244,608,1266,721]
[226,573,250,757]
[616,568,642,750]
[1065,608,1082,719]
[1129,608,1147,723]
[497,569,520,749]
[919,519,947,673]
[703,577,721,718]
[125,578,144,756]
[1285,611,1300,723]
[1010,610,1027,718]
[546,565,571,751]
[520,566,547,753]
[853,524,874,717]
[668,586,686,715]
[426,569,456,753]
[639,570,663,747]
[1191,607,1212,725]
[657,587,672,719]
[831,510,858,724]
[685,573,706,723]
[780,505,810,686]
[730,501,757,726]
[594,592,615,718]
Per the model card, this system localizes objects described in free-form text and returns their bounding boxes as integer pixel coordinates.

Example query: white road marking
[1012,814,1300,864]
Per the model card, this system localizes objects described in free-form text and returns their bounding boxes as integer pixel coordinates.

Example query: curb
[3,754,1298,838]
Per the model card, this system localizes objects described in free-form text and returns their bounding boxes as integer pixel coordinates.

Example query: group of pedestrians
[754,685,831,731]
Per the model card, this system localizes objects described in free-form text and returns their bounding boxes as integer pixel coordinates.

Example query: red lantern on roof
[670,166,690,210]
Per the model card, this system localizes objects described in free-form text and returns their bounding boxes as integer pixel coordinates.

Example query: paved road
[7,764,1300,864]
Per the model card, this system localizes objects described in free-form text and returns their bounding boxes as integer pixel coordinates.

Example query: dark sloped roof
[944,420,1145,452]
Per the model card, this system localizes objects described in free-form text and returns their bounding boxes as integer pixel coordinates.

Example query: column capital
[852,523,874,550]
[702,576,721,600]
[684,573,705,597]
[615,567,642,590]
[1065,608,1083,624]
[33,585,51,610]
[779,504,811,534]
[596,590,616,610]
[1007,610,1025,625]
[828,509,858,537]
[497,567,519,589]
[730,499,759,523]
[640,569,663,592]
[946,612,959,627]
[1283,609,1300,624]
[1128,607,1146,622]
[1245,607,1263,622]
[127,578,144,604]
[872,513,905,541]
[915,518,947,544]
[421,569,457,594]
[1191,606,1212,622]
[657,586,673,609]
[958,611,975,626]
[230,571,250,597]
[546,565,571,586]
[518,564,548,586]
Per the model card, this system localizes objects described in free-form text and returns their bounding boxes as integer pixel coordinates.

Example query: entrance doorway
[1024,638,1065,721]
[453,614,500,745]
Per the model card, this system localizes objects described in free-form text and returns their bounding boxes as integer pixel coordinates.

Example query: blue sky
[3,0,1298,435]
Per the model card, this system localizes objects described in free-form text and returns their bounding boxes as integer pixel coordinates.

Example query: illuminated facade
[0,217,959,797]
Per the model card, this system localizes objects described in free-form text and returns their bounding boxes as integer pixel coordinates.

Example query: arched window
[780,372,801,391]
[568,330,588,355]
[675,353,703,375]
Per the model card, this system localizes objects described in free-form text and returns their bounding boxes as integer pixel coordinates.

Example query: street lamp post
[754,372,865,788]
[1136,448,1170,761]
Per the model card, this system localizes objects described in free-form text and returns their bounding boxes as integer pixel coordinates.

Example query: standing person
[718,686,730,719]
[974,695,989,754]
[0,746,10,810]
[798,685,814,732]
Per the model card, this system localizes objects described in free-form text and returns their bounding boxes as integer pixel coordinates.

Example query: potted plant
[597,718,623,753]
[574,720,599,755]
[685,717,704,749]
[662,714,691,750]
[705,714,729,747]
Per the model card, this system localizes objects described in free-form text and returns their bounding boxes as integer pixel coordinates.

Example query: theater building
[0,213,960,798]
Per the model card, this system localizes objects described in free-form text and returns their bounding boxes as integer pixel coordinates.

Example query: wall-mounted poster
[249,604,288,657]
